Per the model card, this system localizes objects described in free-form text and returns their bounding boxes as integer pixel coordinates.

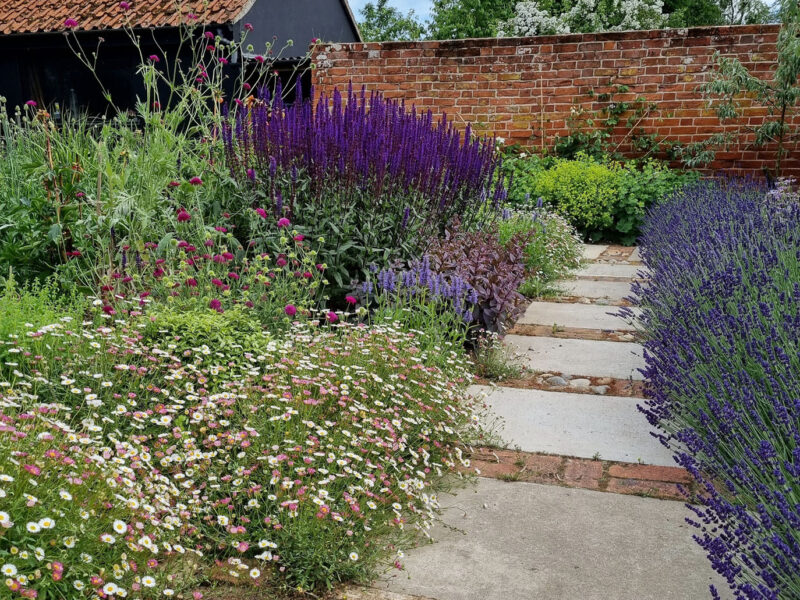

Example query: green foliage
[498,207,583,298]
[505,153,697,244]
[664,0,723,26]
[552,84,681,161]
[470,332,525,381]
[0,275,87,365]
[528,154,620,235]
[426,0,515,39]
[682,0,800,177]
[358,0,425,41]
[0,18,304,288]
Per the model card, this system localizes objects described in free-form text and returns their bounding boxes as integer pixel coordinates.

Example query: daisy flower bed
[0,309,481,598]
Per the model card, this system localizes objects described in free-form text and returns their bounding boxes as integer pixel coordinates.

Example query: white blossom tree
[498,0,668,36]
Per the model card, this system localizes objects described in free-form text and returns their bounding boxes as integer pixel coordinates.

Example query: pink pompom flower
[284,304,297,316]
[189,176,203,186]
[345,295,357,305]
[64,18,79,28]
[148,54,160,63]
[277,217,291,228]
[176,208,191,222]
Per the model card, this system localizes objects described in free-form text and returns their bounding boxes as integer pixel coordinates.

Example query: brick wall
[311,25,800,177]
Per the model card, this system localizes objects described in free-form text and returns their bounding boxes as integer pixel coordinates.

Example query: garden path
[340,245,728,600]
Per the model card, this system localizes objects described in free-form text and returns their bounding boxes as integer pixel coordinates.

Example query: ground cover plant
[0,283,482,597]
[629,178,800,598]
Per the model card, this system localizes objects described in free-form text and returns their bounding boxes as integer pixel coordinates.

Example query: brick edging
[468,447,695,501]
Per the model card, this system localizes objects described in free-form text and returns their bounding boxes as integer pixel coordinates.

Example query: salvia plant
[222,85,506,289]
[627,178,800,599]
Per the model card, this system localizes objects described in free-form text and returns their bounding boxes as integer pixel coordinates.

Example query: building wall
[311,25,800,177]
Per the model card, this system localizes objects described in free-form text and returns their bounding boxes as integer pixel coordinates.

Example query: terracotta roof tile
[0,1,253,35]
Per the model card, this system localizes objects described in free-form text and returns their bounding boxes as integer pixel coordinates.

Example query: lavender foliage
[629,178,800,599]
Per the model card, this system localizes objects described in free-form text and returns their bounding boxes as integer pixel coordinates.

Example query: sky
[348,0,434,22]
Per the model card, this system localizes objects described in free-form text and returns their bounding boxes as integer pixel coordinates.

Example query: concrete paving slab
[379,478,725,600]
[554,279,635,301]
[470,385,674,465]
[576,263,644,280]
[504,335,645,380]
[582,244,608,260]
[629,247,642,263]
[520,301,640,331]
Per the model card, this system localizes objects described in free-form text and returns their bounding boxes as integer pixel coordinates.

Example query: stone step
[554,278,634,302]
[582,244,608,260]
[472,385,673,466]
[576,263,644,280]
[504,335,645,380]
[379,478,725,600]
[629,247,642,263]
[519,301,640,331]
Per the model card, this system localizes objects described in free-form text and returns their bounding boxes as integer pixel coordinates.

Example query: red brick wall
[311,25,800,177]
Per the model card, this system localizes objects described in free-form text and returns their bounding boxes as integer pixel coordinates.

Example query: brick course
[312,25,800,177]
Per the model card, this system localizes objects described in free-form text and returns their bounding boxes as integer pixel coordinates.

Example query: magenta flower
[345,295,357,305]
[119,1,131,9]
[293,234,305,241]
[254,55,265,63]
[25,100,37,107]
[277,217,291,228]
[244,22,254,31]
[64,18,79,28]
[189,176,203,186]
[327,311,338,323]
[219,57,229,65]
[284,304,297,316]
[148,54,160,63]
[185,278,198,287]
[276,257,287,267]
[176,208,191,222]
[255,207,268,219]
[168,180,180,187]
[209,298,222,312]
[227,272,240,280]
[204,31,215,39]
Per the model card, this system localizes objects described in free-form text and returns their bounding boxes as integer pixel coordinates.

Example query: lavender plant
[358,257,478,353]
[222,85,506,289]
[629,178,800,599]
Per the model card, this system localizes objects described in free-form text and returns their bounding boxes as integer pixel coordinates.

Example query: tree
[717,0,772,24]
[681,0,800,177]
[426,0,516,39]
[497,0,668,36]
[358,0,425,42]
[664,0,724,27]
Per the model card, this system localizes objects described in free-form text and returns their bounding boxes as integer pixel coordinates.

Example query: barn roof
[0,0,360,38]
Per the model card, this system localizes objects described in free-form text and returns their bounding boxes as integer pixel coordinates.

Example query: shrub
[222,86,506,290]
[527,153,619,236]
[424,220,530,333]
[497,203,583,298]
[510,153,697,243]
[0,304,481,595]
[630,178,800,598]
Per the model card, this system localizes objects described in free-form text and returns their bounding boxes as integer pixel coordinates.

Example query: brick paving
[469,447,694,501]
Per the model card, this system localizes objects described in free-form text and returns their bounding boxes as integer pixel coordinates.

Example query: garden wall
[311,25,800,177]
